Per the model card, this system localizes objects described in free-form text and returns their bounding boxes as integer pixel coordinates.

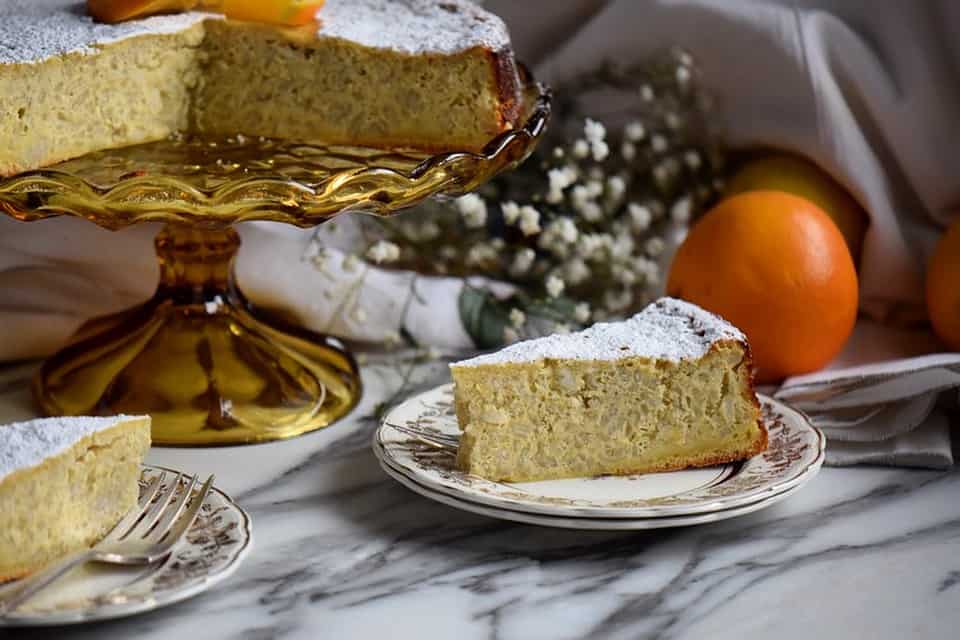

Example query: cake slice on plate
[450,298,767,482]
[0,415,151,581]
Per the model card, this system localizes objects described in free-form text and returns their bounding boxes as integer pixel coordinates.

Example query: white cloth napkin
[776,354,958,469]
[1,0,959,467]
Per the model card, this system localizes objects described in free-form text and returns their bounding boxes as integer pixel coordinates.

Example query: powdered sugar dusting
[318,0,511,55]
[453,298,746,367]
[0,0,511,66]
[0,0,211,65]
[0,415,145,481]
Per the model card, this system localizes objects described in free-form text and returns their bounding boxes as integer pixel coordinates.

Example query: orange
[667,191,859,383]
[727,153,869,263]
[926,216,960,350]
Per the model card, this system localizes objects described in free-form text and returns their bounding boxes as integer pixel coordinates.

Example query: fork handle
[0,549,96,615]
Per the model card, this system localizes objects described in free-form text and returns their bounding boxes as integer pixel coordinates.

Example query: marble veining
[0,357,957,640]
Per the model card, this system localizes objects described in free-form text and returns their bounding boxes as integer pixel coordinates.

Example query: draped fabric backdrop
[2,0,959,360]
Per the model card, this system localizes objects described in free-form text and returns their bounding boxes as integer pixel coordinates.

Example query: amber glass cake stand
[0,84,550,445]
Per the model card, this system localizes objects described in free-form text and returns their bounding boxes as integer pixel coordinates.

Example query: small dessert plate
[375,384,825,520]
[0,465,252,627]
[377,456,809,530]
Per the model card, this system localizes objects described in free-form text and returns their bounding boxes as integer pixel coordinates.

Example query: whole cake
[450,298,767,482]
[0,415,151,581]
[0,0,522,176]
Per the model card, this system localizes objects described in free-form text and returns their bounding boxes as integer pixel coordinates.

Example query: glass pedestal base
[33,224,360,445]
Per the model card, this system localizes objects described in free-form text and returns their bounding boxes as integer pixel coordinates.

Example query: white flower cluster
[365,240,400,264]
[456,193,488,229]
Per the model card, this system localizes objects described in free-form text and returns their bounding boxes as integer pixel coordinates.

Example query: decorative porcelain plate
[377,457,809,530]
[375,384,825,519]
[0,465,253,627]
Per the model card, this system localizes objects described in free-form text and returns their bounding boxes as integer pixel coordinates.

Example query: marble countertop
[2,357,958,640]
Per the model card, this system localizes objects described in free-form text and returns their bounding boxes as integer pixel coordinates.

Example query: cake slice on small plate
[0,415,151,581]
[450,298,767,482]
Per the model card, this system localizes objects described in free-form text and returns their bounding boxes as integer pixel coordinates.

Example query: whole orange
[667,191,859,383]
[726,153,869,263]
[926,216,960,350]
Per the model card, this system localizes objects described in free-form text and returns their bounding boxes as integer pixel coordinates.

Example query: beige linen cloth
[1,0,958,466]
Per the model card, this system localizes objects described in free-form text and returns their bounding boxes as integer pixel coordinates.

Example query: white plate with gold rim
[377,454,810,530]
[375,384,825,519]
[0,465,252,627]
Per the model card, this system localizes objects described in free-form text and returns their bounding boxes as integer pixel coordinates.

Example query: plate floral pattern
[1,465,252,627]
[375,384,825,519]
[378,457,810,530]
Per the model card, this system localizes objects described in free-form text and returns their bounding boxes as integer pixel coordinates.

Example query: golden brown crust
[485,46,523,133]
[709,335,768,451]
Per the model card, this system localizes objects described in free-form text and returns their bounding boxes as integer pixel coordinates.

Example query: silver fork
[387,422,459,451]
[0,472,215,615]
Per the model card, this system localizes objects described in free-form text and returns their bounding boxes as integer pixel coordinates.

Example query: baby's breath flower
[518,205,542,236]
[439,245,458,261]
[553,146,565,159]
[466,243,497,266]
[651,134,669,154]
[509,308,527,328]
[611,234,635,260]
[625,121,646,142]
[341,254,361,272]
[553,323,572,335]
[645,236,665,257]
[551,217,579,244]
[621,141,637,161]
[665,112,682,130]
[457,193,488,229]
[546,275,565,298]
[585,180,604,199]
[675,65,691,86]
[501,200,521,225]
[606,175,626,202]
[503,327,520,344]
[640,84,655,102]
[612,264,638,286]
[629,203,653,232]
[653,162,671,187]
[684,150,702,170]
[366,240,400,264]
[670,196,693,224]
[510,248,536,275]
[633,256,659,278]
[577,233,611,260]
[571,185,590,210]
[546,166,578,203]
[418,220,441,241]
[563,258,591,285]
[604,288,634,312]
[591,140,610,162]
[580,202,603,222]
[572,139,590,159]
[584,118,607,144]
[574,302,591,324]
[490,237,506,250]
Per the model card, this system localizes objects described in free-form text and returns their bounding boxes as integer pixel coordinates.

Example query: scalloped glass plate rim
[375,383,825,519]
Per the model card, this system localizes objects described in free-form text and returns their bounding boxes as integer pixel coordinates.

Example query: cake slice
[0,0,522,176]
[450,298,766,482]
[0,415,151,581]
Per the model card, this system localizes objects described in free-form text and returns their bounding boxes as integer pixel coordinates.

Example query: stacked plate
[374,384,825,530]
